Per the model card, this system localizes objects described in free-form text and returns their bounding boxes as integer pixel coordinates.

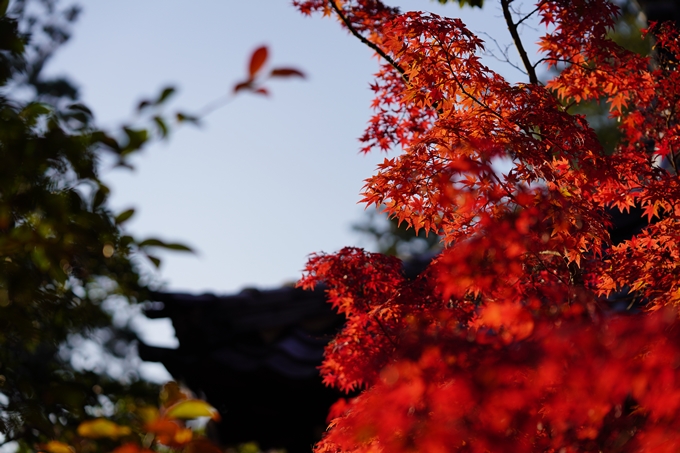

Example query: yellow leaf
[137,405,160,423]
[165,399,220,421]
[44,441,74,453]
[77,418,131,439]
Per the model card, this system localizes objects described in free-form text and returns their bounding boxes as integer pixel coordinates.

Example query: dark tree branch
[327,0,409,83]
[501,0,539,85]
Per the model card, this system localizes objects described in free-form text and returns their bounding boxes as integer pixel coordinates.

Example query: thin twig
[478,31,527,77]
[195,92,234,118]
[436,35,504,121]
[327,0,408,83]
[515,0,547,27]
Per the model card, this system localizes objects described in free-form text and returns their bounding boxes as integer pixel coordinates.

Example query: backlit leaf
[165,399,221,421]
[156,86,176,105]
[44,441,74,453]
[115,208,135,224]
[248,45,268,78]
[270,68,306,78]
[77,418,131,439]
[139,238,193,252]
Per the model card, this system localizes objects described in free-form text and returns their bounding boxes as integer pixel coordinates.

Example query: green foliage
[0,1,192,448]
[0,1,306,450]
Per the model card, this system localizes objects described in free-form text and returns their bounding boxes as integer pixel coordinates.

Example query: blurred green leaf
[161,242,193,252]
[114,209,135,224]
[156,86,176,105]
[122,127,149,155]
[0,3,167,448]
[92,130,121,153]
[138,238,165,248]
[92,185,110,208]
[137,99,152,112]
[19,103,50,124]
[67,103,93,117]
[153,115,168,138]
[139,238,193,253]
[176,112,200,125]
[147,255,161,268]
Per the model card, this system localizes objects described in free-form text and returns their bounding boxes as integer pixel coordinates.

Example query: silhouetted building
[139,286,343,452]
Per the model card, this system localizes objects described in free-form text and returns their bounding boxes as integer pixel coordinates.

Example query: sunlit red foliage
[295,0,680,452]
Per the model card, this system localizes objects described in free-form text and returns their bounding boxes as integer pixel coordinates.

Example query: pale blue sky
[45,1,544,371]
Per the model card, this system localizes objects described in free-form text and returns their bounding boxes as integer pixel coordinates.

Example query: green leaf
[91,130,121,153]
[147,255,161,268]
[122,127,149,155]
[139,238,193,253]
[0,0,8,16]
[19,103,51,123]
[114,209,135,224]
[156,86,176,105]
[175,112,200,125]
[139,238,165,248]
[67,103,93,117]
[137,99,152,112]
[153,116,169,138]
[161,243,193,252]
[92,185,110,209]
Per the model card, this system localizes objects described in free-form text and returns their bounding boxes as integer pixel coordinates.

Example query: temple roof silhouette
[139,285,342,452]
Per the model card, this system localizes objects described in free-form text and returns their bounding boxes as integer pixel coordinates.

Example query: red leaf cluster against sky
[295,1,680,451]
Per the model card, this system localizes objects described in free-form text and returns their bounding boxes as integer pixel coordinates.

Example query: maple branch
[531,250,572,289]
[327,0,408,83]
[669,150,678,174]
[196,92,234,118]
[533,57,595,72]
[478,31,527,78]
[501,0,539,85]
[435,36,504,121]
[373,312,399,349]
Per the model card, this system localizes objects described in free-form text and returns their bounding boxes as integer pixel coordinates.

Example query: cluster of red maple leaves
[295,0,680,452]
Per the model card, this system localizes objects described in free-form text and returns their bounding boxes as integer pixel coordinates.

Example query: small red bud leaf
[248,46,269,78]
[270,68,306,78]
